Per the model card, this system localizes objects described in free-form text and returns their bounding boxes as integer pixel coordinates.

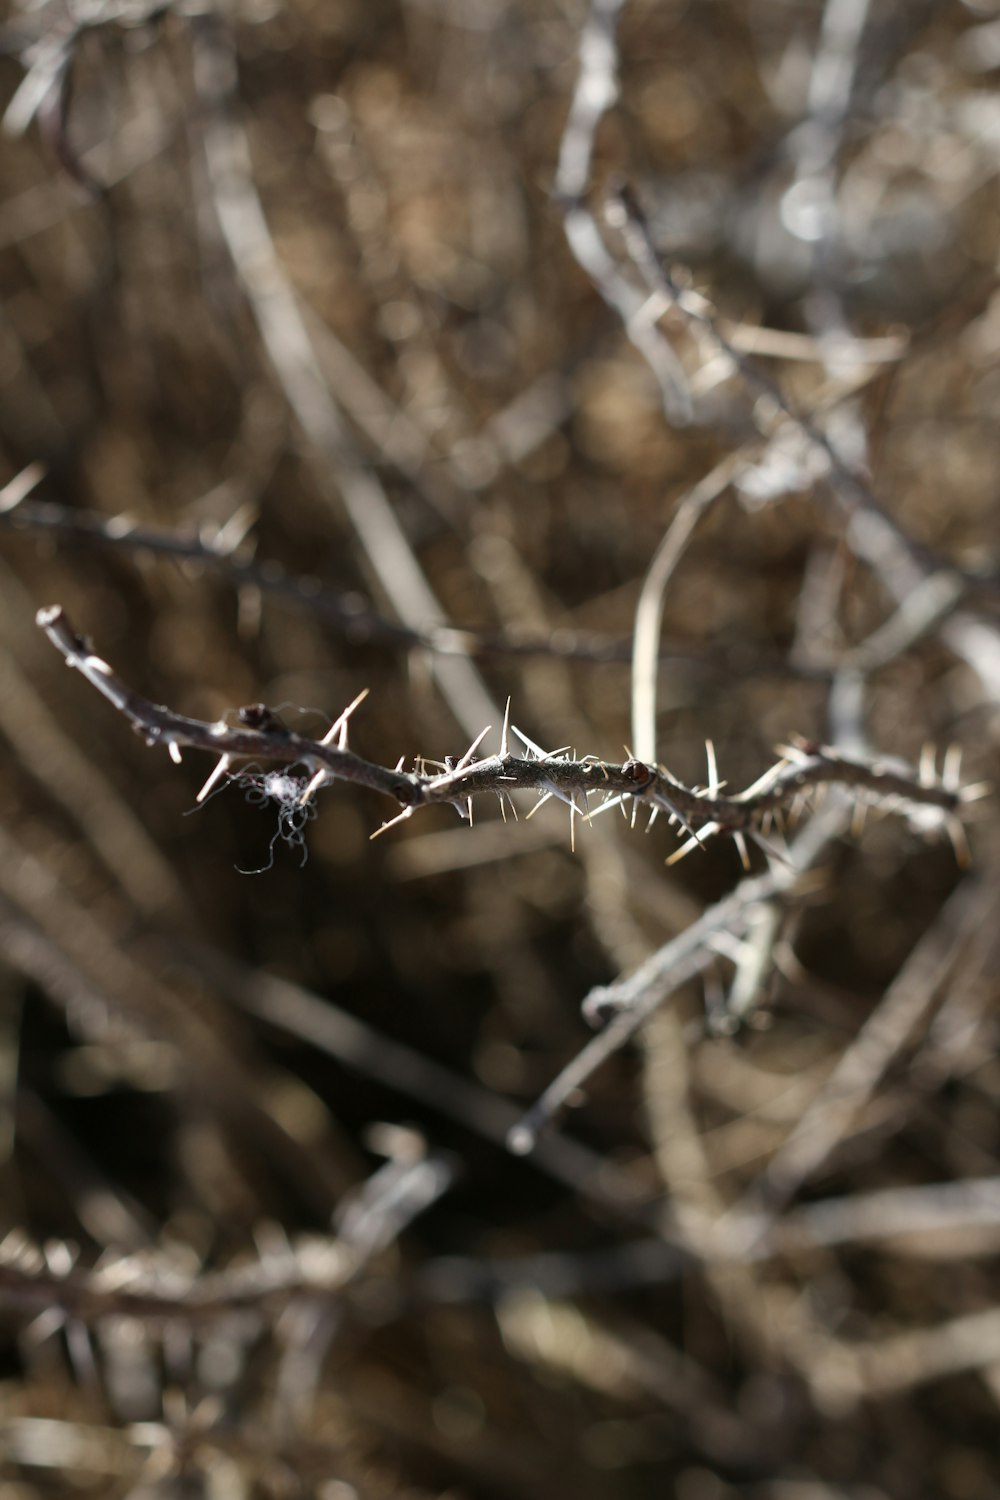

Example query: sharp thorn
[942,743,963,792]
[500,696,512,759]
[454,724,492,773]
[705,738,719,796]
[919,742,937,788]
[321,686,370,748]
[197,755,232,804]
[524,790,554,821]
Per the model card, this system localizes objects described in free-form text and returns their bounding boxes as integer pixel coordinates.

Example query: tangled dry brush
[1,2,1000,1498]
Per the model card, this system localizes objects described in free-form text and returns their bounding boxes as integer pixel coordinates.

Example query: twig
[191,14,498,741]
[417,1174,1000,1303]
[0,489,824,674]
[746,873,1000,1215]
[609,185,1000,706]
[630,450,749,763]
[554,0,691,423]
[507,805,847,1153]
[37,604,968,841]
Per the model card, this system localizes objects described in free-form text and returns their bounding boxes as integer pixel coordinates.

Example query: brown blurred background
[0,1,999,1496]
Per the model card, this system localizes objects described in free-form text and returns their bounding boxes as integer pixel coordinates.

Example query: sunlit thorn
[197,754,232,804]
[512,724,547,761]
[498,792,508,824]
[299,767,328,805]
[505,793,519,822]
[705,739,719,797]
[947,816,971,868]
[630,797,638,830]
[467,797,474,826]
[320,687,370,749]
[666,838,696,867]
[167,741,183,766]
[919,741,937,788]
[666,821,719,866]
[524,790,554,821]
[395,756,406,773]
[942,743,963,793]
[960,780,992,805]
[499,696,512,759]
[454,723,493,773]
[0,461,46,513]
[733,831,751,871]
[588,792,623,821]
[370,805,414,840]
[646,805,659,831]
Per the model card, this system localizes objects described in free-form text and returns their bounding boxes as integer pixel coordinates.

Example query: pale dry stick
[273,1143,456,1431]
[0,577,189,922]
[0,1416,146,1484]
[611,187,1000,705]
[744,873,999,1219]
[196,947,690,1244]
[782,0,873,311]
[555,0,691,423]
[641,1002,845,1380]
[0,88,176,248]
[818,916,1000,1181]
[419,1174,1000,1303]
[811,1306,1000,1409]
[507,805,848,1154]
[630,450,750,765]
[497,1296,765,1468]
[311,94,467,500]
[840,570,968,676]
[210,936,1000,1266]
[3,489,787,671]
[190,17,497,743]
[722,899,784,1029]
[0,1230,354,1324]
[36,606,967,843]
[0,819,359,1218]
[723,324,906,364]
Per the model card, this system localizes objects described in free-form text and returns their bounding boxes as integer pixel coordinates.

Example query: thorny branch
[36,604,973,852]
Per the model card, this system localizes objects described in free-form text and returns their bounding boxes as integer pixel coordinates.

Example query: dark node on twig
[621,757,655,790]
[237,704,289,735]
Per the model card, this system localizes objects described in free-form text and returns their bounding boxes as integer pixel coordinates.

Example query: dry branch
[36,603,969,848]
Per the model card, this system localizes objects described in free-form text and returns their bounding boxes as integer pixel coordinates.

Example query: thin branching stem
[37,605,966,842]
